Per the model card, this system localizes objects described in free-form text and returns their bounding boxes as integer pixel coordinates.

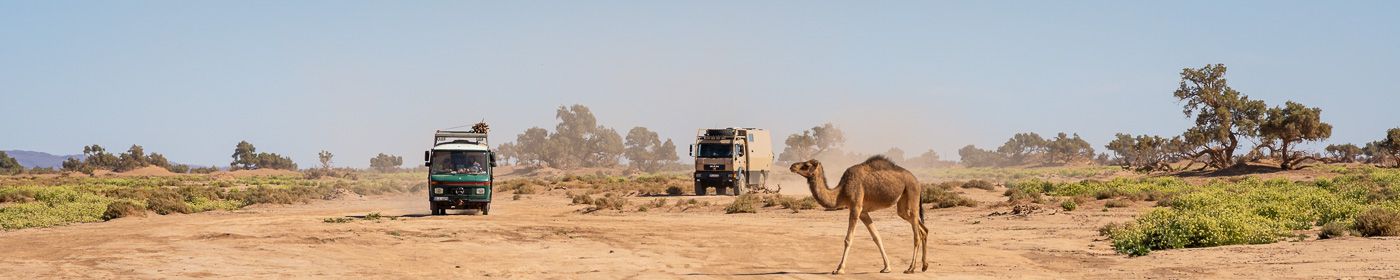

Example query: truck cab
[691,128,773,196]
[425,131,495,215]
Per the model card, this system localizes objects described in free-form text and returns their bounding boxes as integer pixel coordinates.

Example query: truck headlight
[475,188,485,195]
[434,188,444,195]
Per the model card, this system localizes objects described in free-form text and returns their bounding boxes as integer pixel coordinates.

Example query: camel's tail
[918,196,925,223]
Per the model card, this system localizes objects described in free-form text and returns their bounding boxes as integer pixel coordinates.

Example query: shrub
[102,200,146,221]
[1105,199,1131,208]
[1104,208,1287,256]
[1319,221,1351,239]
[1003,188,1043,204]
[591,193,628,211]
[725,194,760,214]
[782,197,819,212]
[1353,208,1400,237]
[571,194,594,205]
[923,184,978,208]
[1061,200,1078,211]
[962,180,995,191]
[665,186,684,196]
[147,195,192,215]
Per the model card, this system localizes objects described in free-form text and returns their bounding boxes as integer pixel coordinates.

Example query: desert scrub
[0,171,424,230]
[1102,170,1400,256]
[922,183,978,208]
[915,166,1121,182]
[0,186,113,229]
[725,194,761,214]
[1061,200,1078,211]
[1353,207,1400,237]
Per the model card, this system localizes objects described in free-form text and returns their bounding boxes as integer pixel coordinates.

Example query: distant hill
[2,150,85,169]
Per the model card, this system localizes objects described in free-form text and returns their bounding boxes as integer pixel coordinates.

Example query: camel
[789,156,928,274]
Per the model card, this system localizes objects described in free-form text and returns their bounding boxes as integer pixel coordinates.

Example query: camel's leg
[861,212,892,273]
[833,208,860,274]
[920,218,930,271]
[897,196,923,274]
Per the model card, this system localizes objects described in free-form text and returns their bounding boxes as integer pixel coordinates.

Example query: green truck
[424,130,496,215]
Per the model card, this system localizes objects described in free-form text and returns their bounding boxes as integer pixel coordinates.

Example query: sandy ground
[3,184,1400,279]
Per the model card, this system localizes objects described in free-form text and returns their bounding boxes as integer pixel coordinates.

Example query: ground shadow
[684,271,871,276]
[1173,164,1288,178]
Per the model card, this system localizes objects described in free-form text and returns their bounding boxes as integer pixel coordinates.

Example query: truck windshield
[696,144,733,158]
[431,151,489,175]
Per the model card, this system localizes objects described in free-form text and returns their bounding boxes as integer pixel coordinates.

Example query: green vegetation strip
[0,173,423,230]
[1006,167,1400,256]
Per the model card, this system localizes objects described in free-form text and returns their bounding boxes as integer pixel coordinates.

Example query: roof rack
[434,130,488,147]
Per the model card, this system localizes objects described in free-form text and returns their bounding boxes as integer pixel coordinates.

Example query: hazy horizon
[3,1,1398,168]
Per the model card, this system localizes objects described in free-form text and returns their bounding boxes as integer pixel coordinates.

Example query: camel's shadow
[683,271,877,276]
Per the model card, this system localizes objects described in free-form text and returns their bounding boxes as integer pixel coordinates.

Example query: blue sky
[2,1,1397,167]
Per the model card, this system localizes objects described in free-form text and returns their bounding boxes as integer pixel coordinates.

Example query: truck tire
[695,184,707,196]
[732,173,746,196]
[430,204,442,216]
[481,204,490,215]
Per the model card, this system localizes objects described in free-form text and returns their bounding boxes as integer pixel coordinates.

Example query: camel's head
[788,160,822,177]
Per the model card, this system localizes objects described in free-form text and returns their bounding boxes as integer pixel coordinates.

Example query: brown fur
[789,156,929,274]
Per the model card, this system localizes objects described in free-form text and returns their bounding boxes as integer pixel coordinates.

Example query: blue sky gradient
[2,1,1397,167]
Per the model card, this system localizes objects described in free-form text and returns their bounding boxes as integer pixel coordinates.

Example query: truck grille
[704,164,725,171]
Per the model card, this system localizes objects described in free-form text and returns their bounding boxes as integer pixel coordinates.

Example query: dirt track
[3,186,1399,279]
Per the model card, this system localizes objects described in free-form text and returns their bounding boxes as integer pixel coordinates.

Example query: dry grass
[1354,208,1400,237]
[922,183,978,208]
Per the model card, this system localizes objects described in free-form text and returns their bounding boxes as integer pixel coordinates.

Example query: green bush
[1061,200,1078,211]
[1103,208,1287,256]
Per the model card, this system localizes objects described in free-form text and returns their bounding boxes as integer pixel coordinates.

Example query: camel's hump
[859,155,907,172]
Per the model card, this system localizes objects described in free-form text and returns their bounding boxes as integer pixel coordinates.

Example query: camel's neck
[805,169,842,209]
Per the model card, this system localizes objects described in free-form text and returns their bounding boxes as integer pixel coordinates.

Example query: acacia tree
[1380,128,1400,168]
[318,150,334,169]
[1174,64,1268,169]
[777,123,847,163]
[778,131,818,163]
[0,151,21,175]
[958,145,1004,167]
[510,127,550,167]
[494,142,517,166]
[624,127,679,172]
[1105,134,1188,172]
[810,123,845,154]
[231,141,258,170]
[82,145,120,170]
[907,149,943,168]
[1325,144,1363,163]
[996,132,1046,165]
[369,153,404,172]
[881,147,907,163]
[1046,132,1094,165]
[1257,101,1332,169]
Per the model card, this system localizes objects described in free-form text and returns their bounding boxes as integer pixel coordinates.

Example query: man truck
[424,130,496,215]
[690,128,773,196]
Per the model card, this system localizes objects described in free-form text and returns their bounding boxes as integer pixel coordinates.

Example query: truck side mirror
[490,152,498,167]
[688,144,694,156]
[424,151,431,167]
[735,145,744,156]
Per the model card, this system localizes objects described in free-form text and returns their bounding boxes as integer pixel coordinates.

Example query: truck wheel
[695,184,707,196]
[481,204,490,215]
[732,173,746,196]
[430,204,442,216]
